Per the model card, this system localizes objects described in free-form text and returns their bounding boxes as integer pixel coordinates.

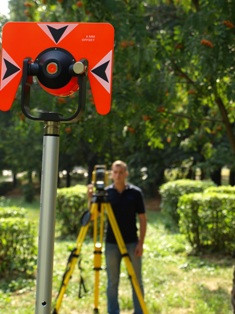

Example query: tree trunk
[229,169,235,186]
[66,170,71,187]
[200,169,206,180]
[87,155,98,184]
[12,172,17,188]
[155,168,165,189]
[210,168,221,186]
[216,97,235,155]
[57,174,61,188]
[187,167,195,179]
[232,267,235,313]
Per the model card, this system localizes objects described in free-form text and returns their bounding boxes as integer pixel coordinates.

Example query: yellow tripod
[53,190,148,314]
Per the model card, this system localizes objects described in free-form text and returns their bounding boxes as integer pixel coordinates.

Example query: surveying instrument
[0,22,114,314]
[53,165,148,313]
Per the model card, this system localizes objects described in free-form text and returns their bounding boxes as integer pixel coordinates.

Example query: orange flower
[24,9,31,17]
[175,43,184,50]
[65,127,72,134]
[120,41,128,48]
[166,136,171,143]
[76,1,83,7]
[120,40,135,49]
[222,20,234,29]
[188,89,196,95]
[19,113,25,121]
[128,126,136,134]
[128,40,135,47]
[142,115,152,121]
[200,39,214,48]
[157,106,165,113]
[24,2,33,7]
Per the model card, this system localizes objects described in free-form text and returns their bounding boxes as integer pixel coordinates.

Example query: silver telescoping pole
[35,121,60,314]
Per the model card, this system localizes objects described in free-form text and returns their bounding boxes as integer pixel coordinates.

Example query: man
[105,160,147,314]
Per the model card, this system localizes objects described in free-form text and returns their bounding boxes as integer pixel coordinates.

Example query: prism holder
[0,22,114,116]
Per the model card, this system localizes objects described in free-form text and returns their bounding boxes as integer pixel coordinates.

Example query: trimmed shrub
[0,206,26,218]
[0,217,37,277]
[205,185,235,194]
[56,184,88,237]
[159,179,215,222]
[178,192,235,255]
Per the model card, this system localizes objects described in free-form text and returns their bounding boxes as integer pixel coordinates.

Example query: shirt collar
[111,183,130,191]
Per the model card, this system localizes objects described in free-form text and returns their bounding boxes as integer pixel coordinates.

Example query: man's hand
[87,184,94,198]
[136,213,147,257]
[135,241,144,257]
[87,184,94,207]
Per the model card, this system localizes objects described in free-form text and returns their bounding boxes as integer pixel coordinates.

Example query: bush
[56,184,88,237]
[0,206,26,218]
[205,185,235,194]
[178,192,235,255]
[0,217,37,277]
[159,179,215,223]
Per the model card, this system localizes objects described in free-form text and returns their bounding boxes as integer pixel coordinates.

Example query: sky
[0,1,9,17]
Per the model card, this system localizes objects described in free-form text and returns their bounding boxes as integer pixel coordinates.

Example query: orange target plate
[0,22,114,115]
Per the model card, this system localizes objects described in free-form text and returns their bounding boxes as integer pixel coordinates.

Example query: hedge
[159,179,215,222]
[56,184,88,237]
[0,206,26,218]
[0,217,37,277]
[178,192,235,255]
[205,185,235,194]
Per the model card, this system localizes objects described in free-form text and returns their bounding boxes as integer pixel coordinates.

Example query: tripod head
[89,165,110,204]
[92,165,110,192]
[0,22,114,121]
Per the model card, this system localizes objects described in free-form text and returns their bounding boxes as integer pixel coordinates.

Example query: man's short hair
[112,160,128,171]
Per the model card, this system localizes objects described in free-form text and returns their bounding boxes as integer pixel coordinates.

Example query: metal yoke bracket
[21,55,88,123]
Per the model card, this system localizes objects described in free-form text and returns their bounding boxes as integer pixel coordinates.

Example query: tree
[145,0,235,152]
[1,0,234,195]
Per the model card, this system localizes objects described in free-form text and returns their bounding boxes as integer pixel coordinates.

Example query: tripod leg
[53,205,96,313]
[105,203,148,314]
[93,203,105,313]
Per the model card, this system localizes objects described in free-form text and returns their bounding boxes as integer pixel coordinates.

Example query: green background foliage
[178,192,235,254]
[56,184,88,236]
[159,179,215,222]
[0,216,37,277]
[0,0,234,197]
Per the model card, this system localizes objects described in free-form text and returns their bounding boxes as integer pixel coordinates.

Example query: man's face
[111,165,128,185]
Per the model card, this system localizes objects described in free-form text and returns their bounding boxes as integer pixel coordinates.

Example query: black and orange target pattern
[0,22,114,115]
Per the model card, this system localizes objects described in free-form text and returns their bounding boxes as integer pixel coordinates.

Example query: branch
[170,59,198,88]
[164,110,222,123]
[169,58,235,154]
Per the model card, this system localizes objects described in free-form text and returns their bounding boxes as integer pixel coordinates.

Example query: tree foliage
[0,0,234,195]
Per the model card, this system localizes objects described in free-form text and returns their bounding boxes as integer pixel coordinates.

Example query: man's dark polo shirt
[105,183,145,244]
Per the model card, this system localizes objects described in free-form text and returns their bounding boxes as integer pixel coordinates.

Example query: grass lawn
[0,195,234,313]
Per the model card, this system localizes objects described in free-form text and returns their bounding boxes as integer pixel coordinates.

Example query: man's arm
[135,213,147,257]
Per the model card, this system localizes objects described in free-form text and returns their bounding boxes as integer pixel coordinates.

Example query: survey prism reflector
[0,22,114,115]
